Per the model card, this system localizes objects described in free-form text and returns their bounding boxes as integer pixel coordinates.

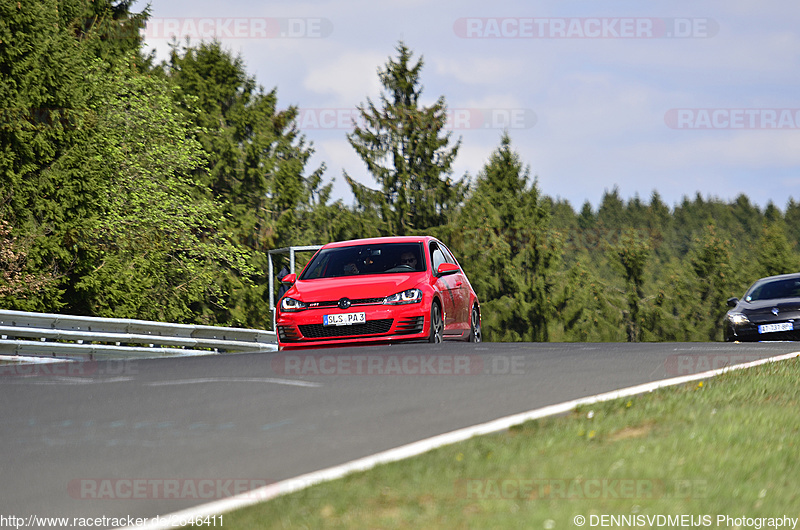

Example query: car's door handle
[455,281,463,287]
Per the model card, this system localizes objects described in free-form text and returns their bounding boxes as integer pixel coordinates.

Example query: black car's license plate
[758,322,793,334]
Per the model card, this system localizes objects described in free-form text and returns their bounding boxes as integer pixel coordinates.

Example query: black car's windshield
[300,242,426,280]
[745,278,800,302]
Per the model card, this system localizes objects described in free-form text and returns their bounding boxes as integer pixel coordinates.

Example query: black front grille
[299,319,393,339]
[395,316,424,335]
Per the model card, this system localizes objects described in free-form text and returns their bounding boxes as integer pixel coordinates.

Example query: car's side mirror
[280,273,297,284]
[726,297,739,308]
[436,263,460,277]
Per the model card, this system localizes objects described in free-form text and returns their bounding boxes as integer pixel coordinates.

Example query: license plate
[323,312,366,326]
[758,322,794,334]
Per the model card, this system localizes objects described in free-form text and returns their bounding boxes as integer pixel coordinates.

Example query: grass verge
[223,356,800,528]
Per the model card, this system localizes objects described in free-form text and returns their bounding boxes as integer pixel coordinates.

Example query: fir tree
[345,42,464,235]
[757,222,799,277]
[164,41,325,250]
[57,62,252,322]
[609,229,651,342]
[450,134,560,341]
[163,41,338,327]
[685,225,733,341]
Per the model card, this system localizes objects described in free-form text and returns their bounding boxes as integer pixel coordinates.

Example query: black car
[724,272,800,341]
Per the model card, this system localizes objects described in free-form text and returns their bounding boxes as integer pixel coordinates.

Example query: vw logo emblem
[772,307,779,316]
[338,298,352,310]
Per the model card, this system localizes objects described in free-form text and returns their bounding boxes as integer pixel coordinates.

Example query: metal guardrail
[0,309,276,359]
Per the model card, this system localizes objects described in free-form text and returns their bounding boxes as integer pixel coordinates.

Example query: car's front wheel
[428,302,443,343]
[469,305,482,342]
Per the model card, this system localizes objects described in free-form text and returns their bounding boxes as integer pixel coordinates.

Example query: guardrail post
[267,245,323,332]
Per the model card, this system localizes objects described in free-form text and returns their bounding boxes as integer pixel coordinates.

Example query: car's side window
[440,243,459,267]
[430,243,447,272]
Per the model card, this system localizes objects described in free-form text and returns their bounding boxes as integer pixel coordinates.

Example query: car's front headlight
[728,313,750,325]
[281,297,308,312]
[384,288,423,305]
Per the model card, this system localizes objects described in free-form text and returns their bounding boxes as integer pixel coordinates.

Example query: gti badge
[772,307,779,316]
[338,297,352,310]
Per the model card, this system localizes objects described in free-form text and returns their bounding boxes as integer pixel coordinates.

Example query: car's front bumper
[276,303,429,350]
[724,320,800,342]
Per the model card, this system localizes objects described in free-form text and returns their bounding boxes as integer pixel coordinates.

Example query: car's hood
[288,273,425,302]
[735,297,800,320]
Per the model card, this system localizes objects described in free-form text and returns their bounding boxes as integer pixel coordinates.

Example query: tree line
[2,1,799,342]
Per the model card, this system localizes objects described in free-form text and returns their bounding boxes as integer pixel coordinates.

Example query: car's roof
[752,272,800,283]
[322,236,434,249]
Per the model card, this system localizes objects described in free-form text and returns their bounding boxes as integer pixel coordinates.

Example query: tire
[428,302,443,343]
[469,305,482,343]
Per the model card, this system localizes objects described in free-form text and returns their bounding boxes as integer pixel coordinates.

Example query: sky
[141,0,800,212]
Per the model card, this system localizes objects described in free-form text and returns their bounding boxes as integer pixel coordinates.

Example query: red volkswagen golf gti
[275,236,481,350]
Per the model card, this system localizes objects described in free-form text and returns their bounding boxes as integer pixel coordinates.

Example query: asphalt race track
[3,342,799,525]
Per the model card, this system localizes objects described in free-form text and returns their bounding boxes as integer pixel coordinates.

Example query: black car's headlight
[281,297,308,312]
[728,313,750,325]
[384,288,423,305]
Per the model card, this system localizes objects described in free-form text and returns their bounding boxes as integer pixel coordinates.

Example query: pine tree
[577,201,596,230]
[551,258,625,342]
[56,62,253,322]
[60,0,150,67]
[163,41,340,327]
[164,41,325,250]
[0,0,111,311]
[731,194,764,242]
[609,229,651,342]
[646,191,672,262]
[597,187,626,234]
[345,42,464,235]
[756,222,799,277]
[785,198,800,249]
[0,3,249,322]
[684,225,733,340]
[449,134,560,341]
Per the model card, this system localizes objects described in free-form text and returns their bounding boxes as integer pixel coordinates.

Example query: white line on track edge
[123,349,800,529]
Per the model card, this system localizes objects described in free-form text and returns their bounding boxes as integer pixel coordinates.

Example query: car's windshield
[745,278,800,302]
[300,242,426,280]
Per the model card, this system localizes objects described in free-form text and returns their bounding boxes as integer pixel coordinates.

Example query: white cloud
[143,0,800,209]
[301,50,385,107]
[432,56,527,86]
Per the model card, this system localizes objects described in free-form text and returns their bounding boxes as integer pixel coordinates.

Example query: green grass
[223,356,800,529]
